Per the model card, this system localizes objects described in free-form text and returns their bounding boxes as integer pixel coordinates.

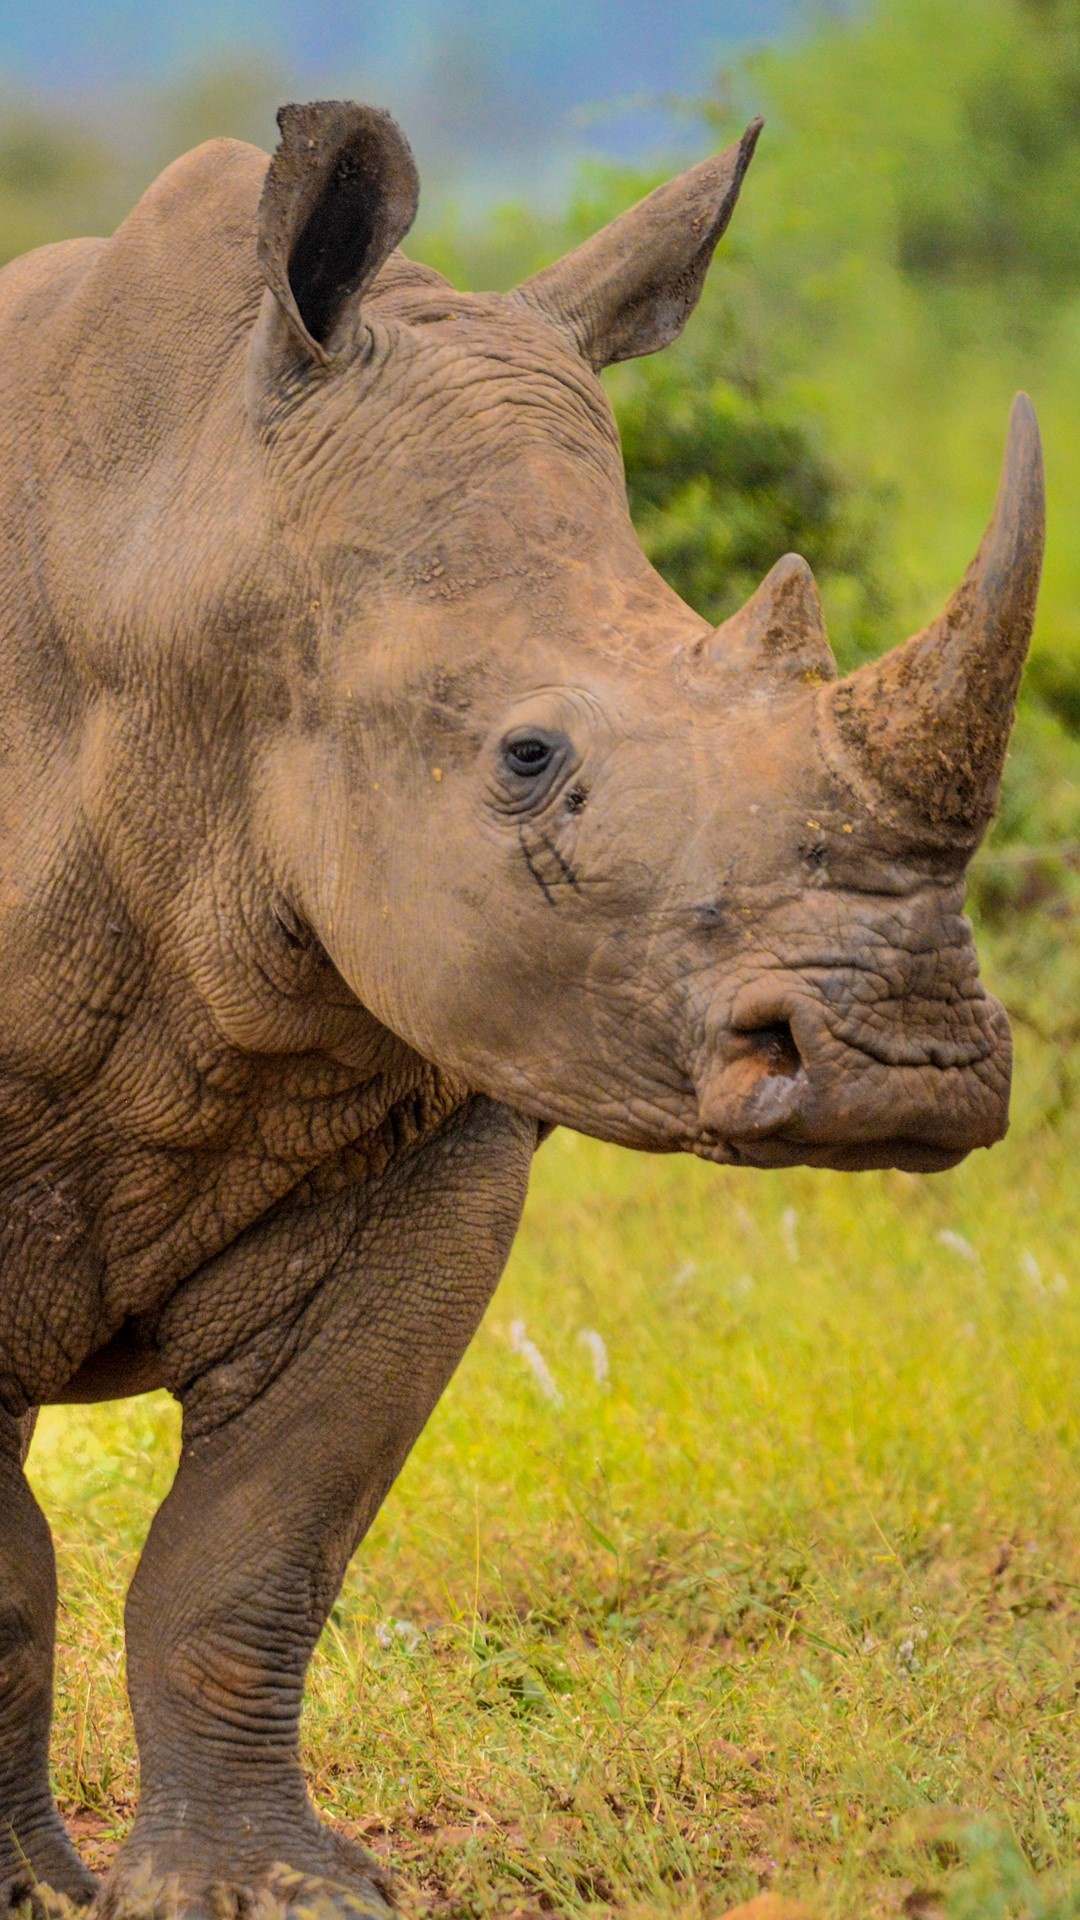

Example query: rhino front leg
[0,1411,98,1912]
[100,1095,535,1920]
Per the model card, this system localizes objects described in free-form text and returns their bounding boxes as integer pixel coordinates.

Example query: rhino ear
[254,99,419,369]
[510,118,762,371]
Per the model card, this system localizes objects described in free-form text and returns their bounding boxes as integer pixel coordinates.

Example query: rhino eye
[503,733,557,777]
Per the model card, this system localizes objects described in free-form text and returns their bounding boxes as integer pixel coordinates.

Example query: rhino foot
[5,1890,85,1920]
[1,1833,98,1919]
[92,1845,395,1920]
[4,1878,96,1920]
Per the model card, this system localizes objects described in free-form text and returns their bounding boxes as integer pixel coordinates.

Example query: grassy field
[27,990,1080,1920]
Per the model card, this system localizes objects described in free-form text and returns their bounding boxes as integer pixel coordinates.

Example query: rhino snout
[694,972,1012,1174]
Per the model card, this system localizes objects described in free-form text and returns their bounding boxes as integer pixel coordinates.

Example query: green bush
[613,352,890,668]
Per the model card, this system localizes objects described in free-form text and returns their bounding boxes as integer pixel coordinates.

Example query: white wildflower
[578,1327,609,1385]
[937,1228,980,1265]
[781,1207,799,1263]
[508,1319,563,1405]
[376,1618,421,1652]
[1025,1251,1070,1298]
[1020,1248,1042,1289]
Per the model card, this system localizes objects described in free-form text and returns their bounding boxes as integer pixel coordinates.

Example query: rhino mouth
[692,1134,966,1174]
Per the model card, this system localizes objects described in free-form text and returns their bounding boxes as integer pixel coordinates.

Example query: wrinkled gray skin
[0,101,1043,1919]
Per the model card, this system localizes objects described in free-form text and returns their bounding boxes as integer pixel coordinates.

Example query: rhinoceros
[0,98,1043,1919]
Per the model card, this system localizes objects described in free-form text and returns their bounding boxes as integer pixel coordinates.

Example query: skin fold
[0,99,1043,1919]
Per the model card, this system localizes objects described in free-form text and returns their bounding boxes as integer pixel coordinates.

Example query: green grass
[27,1017,1080,1920]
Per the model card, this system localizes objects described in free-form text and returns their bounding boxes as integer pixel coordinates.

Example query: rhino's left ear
[254,99,419,371]
[510,119,762,371]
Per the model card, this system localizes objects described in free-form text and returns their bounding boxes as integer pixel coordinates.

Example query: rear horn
[707,551,837,686]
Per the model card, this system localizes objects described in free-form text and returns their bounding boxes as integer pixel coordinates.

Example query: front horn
[818,393,1045,842]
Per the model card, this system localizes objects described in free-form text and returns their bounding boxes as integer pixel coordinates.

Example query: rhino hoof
[2,1865,97,1920]
[261,1865,396,1920]
[90,1858,396,1920]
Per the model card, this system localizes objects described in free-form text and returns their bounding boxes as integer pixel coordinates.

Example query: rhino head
[250,102,1044,1174]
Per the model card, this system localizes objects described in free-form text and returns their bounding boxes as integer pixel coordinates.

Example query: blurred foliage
[153,57,282,161]
[0,61,284,269]
[0,105,113,258]
[613,353,891,662]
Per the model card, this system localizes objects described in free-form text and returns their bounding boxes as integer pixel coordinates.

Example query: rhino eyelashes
[520,830,582,906]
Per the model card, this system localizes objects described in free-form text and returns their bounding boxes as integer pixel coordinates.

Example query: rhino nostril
[734,1018,802,1079]
[696,1015,807,1142]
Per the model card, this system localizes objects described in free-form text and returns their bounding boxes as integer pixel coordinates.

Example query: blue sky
[0,1,787,91]
[0,1,790,185]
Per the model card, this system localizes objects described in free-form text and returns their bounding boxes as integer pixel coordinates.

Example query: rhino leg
[99,1096,535,1920]
[17,1409,38,1465]
[0,1412,98,1912]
